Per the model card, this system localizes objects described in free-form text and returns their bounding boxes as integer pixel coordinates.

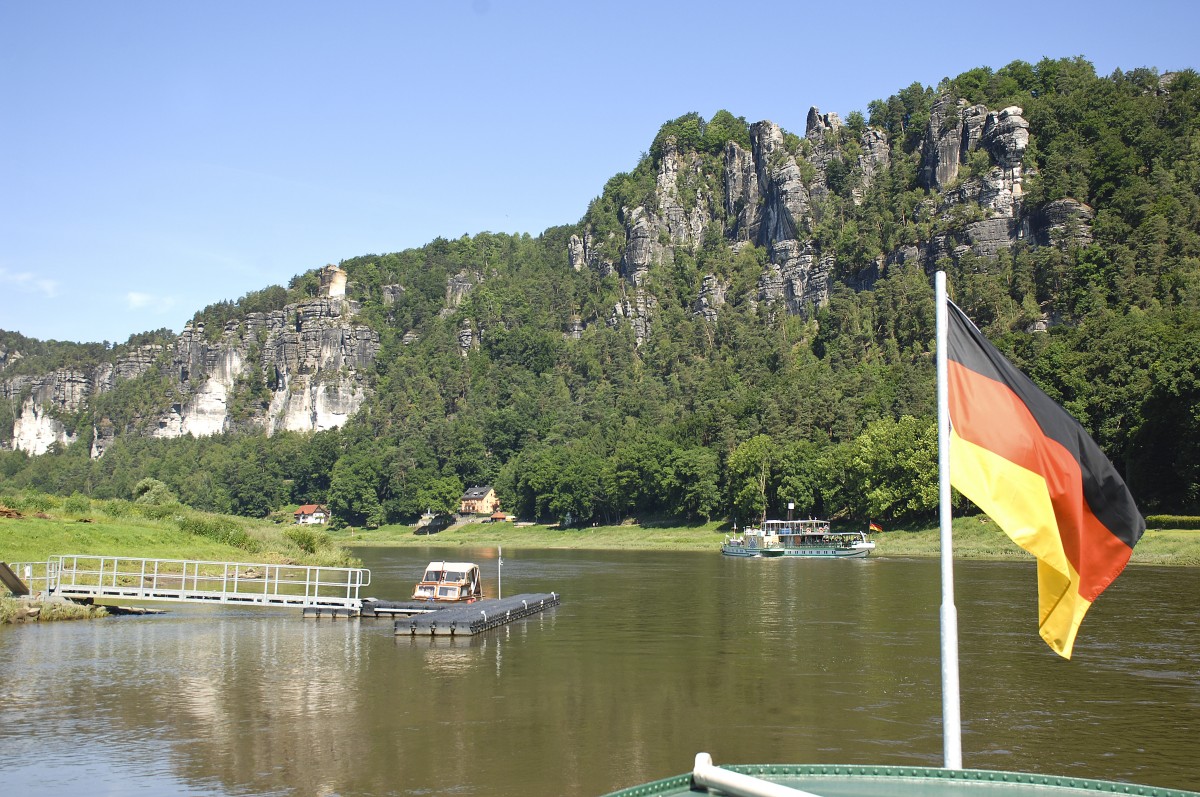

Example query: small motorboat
[411,561,483,602]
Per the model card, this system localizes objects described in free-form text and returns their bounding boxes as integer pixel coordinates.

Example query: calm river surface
[1,548,1197,796]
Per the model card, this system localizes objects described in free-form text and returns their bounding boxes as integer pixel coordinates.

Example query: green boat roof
[602,764,1200,797]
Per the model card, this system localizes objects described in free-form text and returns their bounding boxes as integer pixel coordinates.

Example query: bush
[1145,515,1200,530]
[5,491,54,513]
[63,493,91,516]
[284,526,329,554]
[176,513,261,552]
[133,478,176,506]
[137,501,185,521]
[99,499,134,518]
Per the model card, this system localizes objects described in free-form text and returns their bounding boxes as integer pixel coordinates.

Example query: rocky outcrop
[1029,198,1095,248]
[616,140,712,293]
[446,271,480,307]
[608,290,657,346]
[921,102,1030,222]
[575,97,1071,343]
[457,324,477,355]
[3,294,379,457]
[158,297,378,439]
[750,120,811,244]
[3,369,92,454]
[920,97,972,190]
[11,394,78,454]
[583,108,897,338]
[620,206,658,288]
[757,244,834,316]
[567,136,720,342]
[569,232,615,277]
[854,128,891,203]
[983,106,1030,173]
[693,275,727,322]
[724,140,761,243]
[381,284,405,305]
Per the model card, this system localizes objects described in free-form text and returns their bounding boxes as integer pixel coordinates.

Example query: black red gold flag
[946,300,1144,658]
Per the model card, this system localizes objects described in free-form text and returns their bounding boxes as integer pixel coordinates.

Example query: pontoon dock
[391,593,560,636]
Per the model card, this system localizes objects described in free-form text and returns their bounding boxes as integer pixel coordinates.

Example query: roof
[461,485,494,499]
[295,504,326,514]
[423,561,478,572]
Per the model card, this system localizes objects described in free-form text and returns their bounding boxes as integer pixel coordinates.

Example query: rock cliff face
[3,295,378,457]
[1,344,165,456]
[6,95,1095,456]
[575,97,1085,343]
[572,106,896,341]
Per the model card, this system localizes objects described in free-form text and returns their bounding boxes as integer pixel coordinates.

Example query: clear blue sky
[3,0,1197,344]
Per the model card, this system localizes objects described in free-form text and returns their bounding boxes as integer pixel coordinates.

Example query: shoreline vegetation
[3,500,1197,625]
[2,504,1197,567]
[346,516,1200,566]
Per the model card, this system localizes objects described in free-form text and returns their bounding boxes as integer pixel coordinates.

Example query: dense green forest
[3,57,1199,528]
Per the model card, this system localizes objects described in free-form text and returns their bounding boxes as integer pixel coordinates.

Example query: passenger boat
[721,519,875,558]
[411,561,483,602]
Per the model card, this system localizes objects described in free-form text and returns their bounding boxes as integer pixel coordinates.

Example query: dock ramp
[0,561,31,596]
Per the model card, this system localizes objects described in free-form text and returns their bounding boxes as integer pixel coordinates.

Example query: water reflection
[0,550,1196,796]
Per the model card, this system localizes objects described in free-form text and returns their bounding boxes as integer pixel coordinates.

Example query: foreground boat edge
[600,763,1200,796]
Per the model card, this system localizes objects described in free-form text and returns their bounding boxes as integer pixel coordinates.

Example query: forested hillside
[3,57,1198,528]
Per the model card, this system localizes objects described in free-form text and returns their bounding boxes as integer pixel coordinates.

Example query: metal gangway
[9,555,370,612]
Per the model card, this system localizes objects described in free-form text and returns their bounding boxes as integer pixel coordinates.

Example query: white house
[294,504,328,525]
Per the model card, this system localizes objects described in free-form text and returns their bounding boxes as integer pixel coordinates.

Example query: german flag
[947,301,1144,658]
[869,522,883,533]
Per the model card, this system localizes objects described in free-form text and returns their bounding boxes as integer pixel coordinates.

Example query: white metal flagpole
[936,270,964,769]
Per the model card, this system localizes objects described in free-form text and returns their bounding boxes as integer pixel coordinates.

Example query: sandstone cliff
[2,290,378,457]
[570,96,1087,343]
[5,93,1094,457]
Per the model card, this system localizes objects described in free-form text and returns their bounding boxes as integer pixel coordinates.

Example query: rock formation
[573,96,1084,346]
[2,288,378,456]
[5,94,1095,457]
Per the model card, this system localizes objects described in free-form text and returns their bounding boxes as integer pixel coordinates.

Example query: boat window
[423,569,442,582]
[445,571,464,581]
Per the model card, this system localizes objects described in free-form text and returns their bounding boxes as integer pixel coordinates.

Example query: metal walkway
[12,555,370,611]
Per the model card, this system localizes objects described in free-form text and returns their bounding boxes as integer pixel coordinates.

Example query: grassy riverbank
[343,515,1200,566]
[0,496,357,567]
[4,496,1197,572]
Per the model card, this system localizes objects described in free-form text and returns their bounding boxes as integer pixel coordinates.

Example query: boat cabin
[412,561,483,602]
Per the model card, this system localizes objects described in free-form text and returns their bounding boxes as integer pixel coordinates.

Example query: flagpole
[936,270,964,769]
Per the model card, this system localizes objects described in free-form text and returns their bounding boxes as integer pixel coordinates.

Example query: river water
[1,547,1197,796]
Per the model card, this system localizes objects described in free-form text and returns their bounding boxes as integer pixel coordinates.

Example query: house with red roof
[294,504,329,525]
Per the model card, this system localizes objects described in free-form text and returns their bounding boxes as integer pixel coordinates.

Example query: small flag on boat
[869,522,883,533]
[945,300,1145,658]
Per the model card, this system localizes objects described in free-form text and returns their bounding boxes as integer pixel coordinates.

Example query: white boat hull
[720,543,873,559]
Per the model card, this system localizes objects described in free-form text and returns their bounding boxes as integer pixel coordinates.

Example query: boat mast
[936,270,964,769]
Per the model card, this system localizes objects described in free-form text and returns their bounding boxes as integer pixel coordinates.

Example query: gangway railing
[20,555,371,611]
[5,560,58,595]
